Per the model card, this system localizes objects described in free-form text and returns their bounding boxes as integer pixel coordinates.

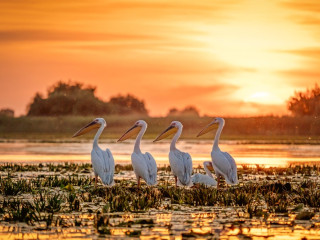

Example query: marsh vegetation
[0,163,320,239]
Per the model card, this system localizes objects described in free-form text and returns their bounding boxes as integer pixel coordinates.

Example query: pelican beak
[153,125,177,142]
[72,121,100,138]
[197,122,219,137]
[117,124,142,142]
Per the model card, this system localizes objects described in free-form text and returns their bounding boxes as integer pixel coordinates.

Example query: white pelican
[72,118,115,187]
[191,161,217,187]
[154,121,192,187]
[197,117,238,188]
[117,120,157,187]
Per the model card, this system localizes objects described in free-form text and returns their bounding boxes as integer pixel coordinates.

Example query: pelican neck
[134,124,147,154]
[170,126,182,151]
[93,124,105,149]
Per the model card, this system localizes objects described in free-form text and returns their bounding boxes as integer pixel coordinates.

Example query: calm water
[0,139,320,166]
[1,211,320,240]
[1,140,320,240]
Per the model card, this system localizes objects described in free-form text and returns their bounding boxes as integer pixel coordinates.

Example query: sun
[245,91,278,104]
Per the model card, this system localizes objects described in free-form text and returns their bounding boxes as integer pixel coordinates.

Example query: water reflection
[1,209,320,239]
[1,140,320,166]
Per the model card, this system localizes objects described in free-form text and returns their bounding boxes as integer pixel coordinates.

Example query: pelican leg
[137,177,141,188]
[217,174,221,189]
[94,175,98,188]
[174,176,177,187]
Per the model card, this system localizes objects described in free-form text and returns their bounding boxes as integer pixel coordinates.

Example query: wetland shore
[0,163,320,239]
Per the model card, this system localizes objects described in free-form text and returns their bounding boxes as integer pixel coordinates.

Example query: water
[0,139,319,166]
[1,140,320,240]
[1,211,319,239]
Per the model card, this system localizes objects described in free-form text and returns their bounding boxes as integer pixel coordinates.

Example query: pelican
[197,117,238,188]
[154,121,192,187]
[72,118,115,187]
[191,161,217,187]
[117,120,157,187]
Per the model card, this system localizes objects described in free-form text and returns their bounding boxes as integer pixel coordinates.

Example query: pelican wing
[221,151,238,184]
[131,152,157,185]
[169,150,193,186]
[211,151,238,185]
[91,147,115,186]
[145,152,157,185]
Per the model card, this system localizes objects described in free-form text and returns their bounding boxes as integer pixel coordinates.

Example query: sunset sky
[0,0,319,116]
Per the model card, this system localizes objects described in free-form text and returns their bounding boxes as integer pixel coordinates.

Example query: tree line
[27,81,148,116]
[26,81,202,117]
[1,81,319,117]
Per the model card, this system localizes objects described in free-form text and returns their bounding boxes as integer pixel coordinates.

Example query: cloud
[0,0,242,35]
[281,0,320,13]
[278,69,320,88]
[276,48,320,87]
[140,83,241,115]
[167,84,239,99]
[0,30,162,42]
[281,0,320,25]
[279,48,320,61]
[279,69,320,79]
[199,99,288,117]
[0,1,241,20]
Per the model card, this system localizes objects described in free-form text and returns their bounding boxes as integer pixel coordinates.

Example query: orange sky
[0,0,319,116]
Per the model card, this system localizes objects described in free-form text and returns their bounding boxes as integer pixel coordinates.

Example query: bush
[288,84,320,117]
[27,81,148,116]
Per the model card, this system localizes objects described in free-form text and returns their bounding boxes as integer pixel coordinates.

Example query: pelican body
[197,117,238,188]
[192,161,217,187]
[73,118,115,187]
[118,120,157,187]
[154,121,192,187]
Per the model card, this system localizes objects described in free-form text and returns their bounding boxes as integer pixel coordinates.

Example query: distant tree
[288,84,320,116]
[167,108,179,116]
[180,106,200,117]
[166,106,199,117]
[27,81,110,116]
[0,108,14,117]
[27,81,148,116]
[109,94,148,115]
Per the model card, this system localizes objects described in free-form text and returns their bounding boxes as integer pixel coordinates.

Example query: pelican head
[117,120,146,142]
[197,117,225,137]
[72,118,106,138]
[153,121,182,142]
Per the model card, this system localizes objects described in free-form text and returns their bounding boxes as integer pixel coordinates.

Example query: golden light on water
[1,154,320,167]
[1,212,320,239]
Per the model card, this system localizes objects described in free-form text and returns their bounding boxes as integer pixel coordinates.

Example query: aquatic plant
[0,177,33,195]
[67,192,81,211]
[3,199,33,224]
[1,161,320,238]
[295,211,315,220]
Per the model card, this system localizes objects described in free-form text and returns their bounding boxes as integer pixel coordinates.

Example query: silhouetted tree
[109,94,148,115]
[167,108,179,116]
[166,106,199,117]
[180,106,200,116]
[288,84,320,116]
[0,108,14,117]
[27,81,148,116]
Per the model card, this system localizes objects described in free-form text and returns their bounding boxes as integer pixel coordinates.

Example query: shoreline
[1,137,320,145]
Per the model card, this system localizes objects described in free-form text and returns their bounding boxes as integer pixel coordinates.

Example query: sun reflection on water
[1,210,320,239]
